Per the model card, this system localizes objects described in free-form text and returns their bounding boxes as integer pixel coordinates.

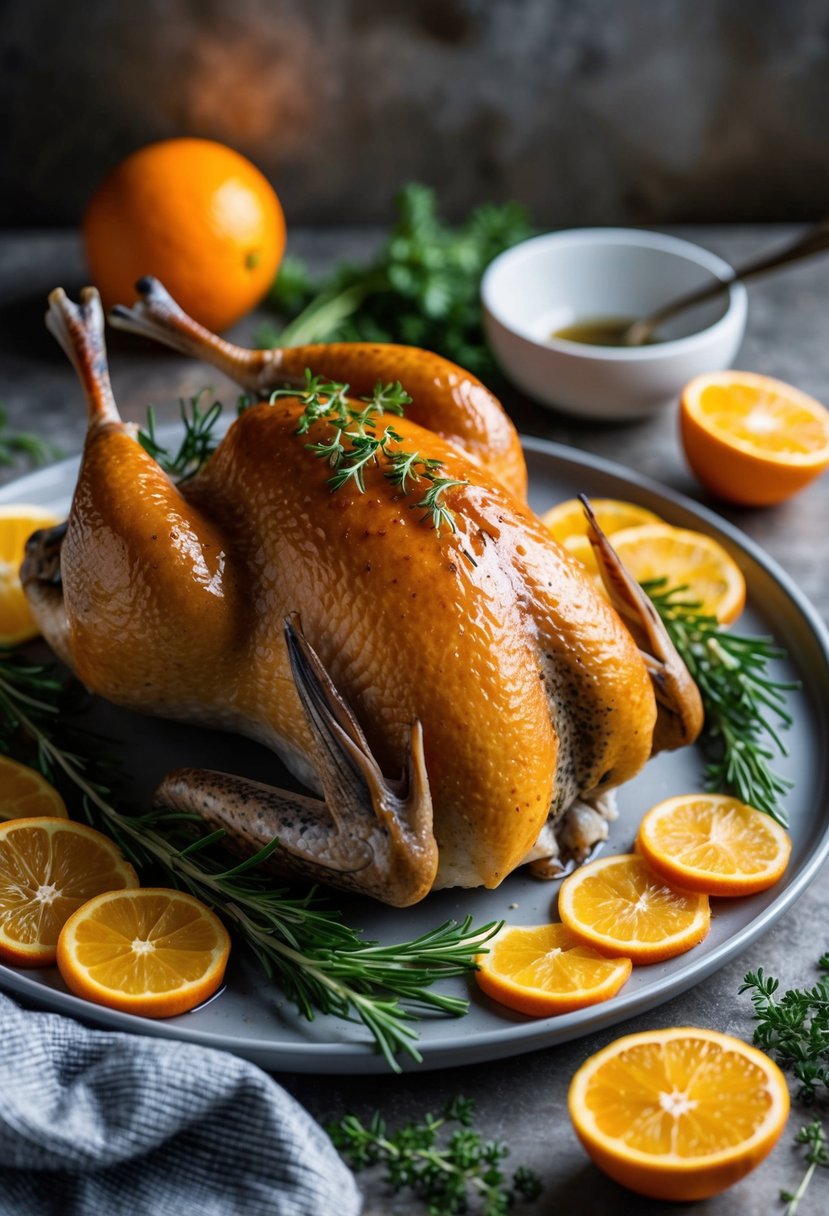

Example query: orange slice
[609,522,746,623]
[0,756,69,821]
[636,793,791,897]
[474,922,632,1016]
[682,371,829,506]
[558,853,710,964]
[540,497,662,546]
[57,888,231,1018]
[568,1026,790,1201]
[0,817,138,966]
[0,505,62,645]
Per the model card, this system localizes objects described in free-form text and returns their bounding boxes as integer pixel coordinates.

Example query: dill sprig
[0,648,500,1071]
[138,389,252,481]
[782,1120,829,1215]
[0,405,62,468]
[327,1096,542,1215]
[644,579,796,826]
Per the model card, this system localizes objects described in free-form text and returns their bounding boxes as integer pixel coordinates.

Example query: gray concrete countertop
[1,227,827,1215]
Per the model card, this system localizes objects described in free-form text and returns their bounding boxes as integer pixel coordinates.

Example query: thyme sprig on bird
[644,579,796,826]
[135,375,471,540]
[271,371,470,537]
[0,647,500,1071]
[328,1096,542,1215]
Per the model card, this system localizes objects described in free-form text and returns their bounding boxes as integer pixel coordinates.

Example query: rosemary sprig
[138,389,252,480]
[644,579,796,826]
[327,1096,542,1215]
[782,1121,829,1215]
[0,405,62,468]
[0,648,500,1071]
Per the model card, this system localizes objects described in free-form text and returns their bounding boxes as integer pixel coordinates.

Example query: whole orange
[83,138,285,332]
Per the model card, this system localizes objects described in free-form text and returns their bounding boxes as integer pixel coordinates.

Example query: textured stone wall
[1,0,828,226]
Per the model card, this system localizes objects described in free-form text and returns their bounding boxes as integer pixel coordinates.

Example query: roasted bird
[23,280,702,906]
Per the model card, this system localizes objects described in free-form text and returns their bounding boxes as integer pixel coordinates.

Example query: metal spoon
[621,219,829,346]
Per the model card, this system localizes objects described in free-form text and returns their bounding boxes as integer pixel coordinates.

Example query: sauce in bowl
[552,317,657,347]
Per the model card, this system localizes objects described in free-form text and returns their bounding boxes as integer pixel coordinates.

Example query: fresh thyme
[138,389,252,480]
[644,579,796,826]
[740,955,829,1212]
[782,1121,829,1215]
[0,405,62,468]
[0,648,500,1071]
[271,372,470,537]
[327,1096,542,1215]
[740,955,829,1101]
[135,374,471,543]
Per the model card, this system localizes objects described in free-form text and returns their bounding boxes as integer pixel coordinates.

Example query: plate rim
[1,432,828,1072]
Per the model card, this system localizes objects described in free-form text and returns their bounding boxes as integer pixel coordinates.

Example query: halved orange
[57,888,231,1017]
[636,794,791,897]
[568,1026,790,1200]
[682,370,829,505]
[540,497,661,546]
[0,505,62,644]
[609,522,746,623]
[0,756,69,821]
[0,817,138,966]
[558,853,710,964]
[474,922,632,1016]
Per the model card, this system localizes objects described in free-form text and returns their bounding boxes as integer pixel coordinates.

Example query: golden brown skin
[26,286,701,905]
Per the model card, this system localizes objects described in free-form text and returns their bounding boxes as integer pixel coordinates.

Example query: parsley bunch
[263,183,533,378]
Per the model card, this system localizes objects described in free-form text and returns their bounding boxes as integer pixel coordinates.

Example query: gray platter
[1,433,827,1074]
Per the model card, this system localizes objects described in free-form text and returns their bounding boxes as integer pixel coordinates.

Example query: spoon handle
[625,220,829,346]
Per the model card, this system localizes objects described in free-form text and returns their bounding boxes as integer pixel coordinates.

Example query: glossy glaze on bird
[23,285,702,906]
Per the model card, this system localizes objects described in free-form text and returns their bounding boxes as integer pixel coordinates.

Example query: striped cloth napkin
[0,992,362,1216]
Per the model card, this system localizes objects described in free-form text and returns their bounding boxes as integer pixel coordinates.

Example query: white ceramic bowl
[481,228,748,420]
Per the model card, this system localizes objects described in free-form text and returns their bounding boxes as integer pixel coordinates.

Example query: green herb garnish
[0,648,499,1071]
[782,1120,829,1215]
[328,1096,542,1215]
[0,405,62,468]
[645,579,796,826]
[138,389,252,481]
[741,955,829,1212]
[272,372,469,537]
[740,955,829,1100]
[263,184,533,378]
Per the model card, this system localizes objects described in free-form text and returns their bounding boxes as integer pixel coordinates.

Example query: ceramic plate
[1,435,827,1074]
